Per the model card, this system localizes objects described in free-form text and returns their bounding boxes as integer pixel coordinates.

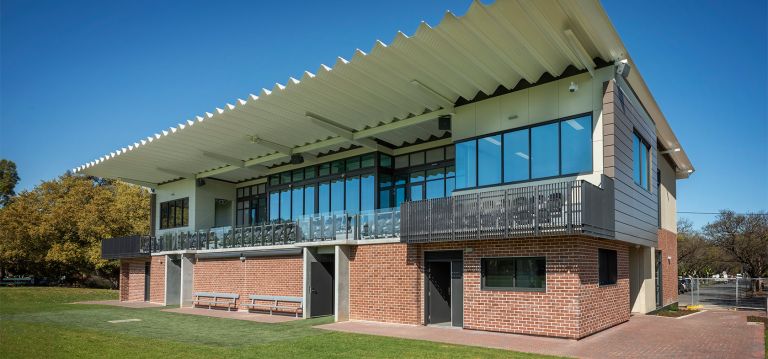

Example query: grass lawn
[0,287,561,359]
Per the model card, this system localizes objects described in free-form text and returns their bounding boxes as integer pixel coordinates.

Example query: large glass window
[531,123,559,179]
[360,174,375,211]
[279,189,291,221]
[269,192,279,222]
[455,115,592,190]
[481,257,546,291]
[304,185,316,215]
[503,129,530,182]
[159,198,188,229]
[292,187,303,219]
[561,116,592,174]
[633,132,651,190]
[598,249,618,285]
[318,182,330,214]
[478,135,502,186]
[455,140,477,189]
[345,176,360,213]
[236,184,267,227]
[330,178,344,213]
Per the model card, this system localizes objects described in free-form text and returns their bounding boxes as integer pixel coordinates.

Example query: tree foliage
[677,218,738,277]
[0,159,20,207]
[0,174,149,285]
[704,210,768,278]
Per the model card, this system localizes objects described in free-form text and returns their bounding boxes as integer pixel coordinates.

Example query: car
[678,279,688,293]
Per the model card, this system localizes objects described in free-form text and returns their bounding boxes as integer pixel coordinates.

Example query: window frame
[454,113,593,191]
[480,256,547,292]
[632,131,652,191]
[159,197,189,230]
[598,248,618,286]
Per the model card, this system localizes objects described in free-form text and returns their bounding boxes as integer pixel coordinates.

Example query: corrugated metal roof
[74,0,693,185]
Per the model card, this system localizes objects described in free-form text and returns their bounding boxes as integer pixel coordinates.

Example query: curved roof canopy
[74,0,694,186]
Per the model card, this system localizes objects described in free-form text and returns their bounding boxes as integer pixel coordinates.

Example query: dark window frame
[159,197,189,229]
[454,113,593,192]
[598,248,618,286]
[480,256,547,292]
[632,130,652,191]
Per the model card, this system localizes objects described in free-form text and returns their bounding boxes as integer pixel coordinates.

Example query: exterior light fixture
[239,253,246,262]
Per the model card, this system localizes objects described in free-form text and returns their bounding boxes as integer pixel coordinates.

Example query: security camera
[569,81,578,93]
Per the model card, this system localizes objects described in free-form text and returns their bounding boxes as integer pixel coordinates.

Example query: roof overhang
[73,0,694,184]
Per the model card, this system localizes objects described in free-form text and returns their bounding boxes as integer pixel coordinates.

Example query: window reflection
[456,140,477,189]
[478,135,502,186]
[561,117,592,174]
[531,123,559,178]
[503,129,529,182]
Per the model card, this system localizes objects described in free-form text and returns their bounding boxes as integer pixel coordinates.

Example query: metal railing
[148,207,401,252]
[678,277,768,311]
[101,235,153,259]
[400,177,614,243]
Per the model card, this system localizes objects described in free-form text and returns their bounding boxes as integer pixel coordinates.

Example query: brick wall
[348,243,422,324]
[150,255,165,304]
[119,258,148,302]
[658,228,678,306]
[348,237,630,339]
[193,255,303,302]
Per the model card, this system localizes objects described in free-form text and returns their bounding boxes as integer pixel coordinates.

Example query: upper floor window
[455,115,592,190]
[236,184,267,227]
[632,132,651,190]
[159,198,189,229]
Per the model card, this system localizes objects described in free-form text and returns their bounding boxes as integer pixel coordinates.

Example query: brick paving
[318,310,765,359]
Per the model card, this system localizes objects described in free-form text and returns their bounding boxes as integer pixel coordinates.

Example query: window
[598,249,617,285]
[304,185,316,215]
[561,117,592,174]
[633,132,651,190]
[481,257,546,291]
[503,129,529,182]
[236,184,267,227]
[455,140,477,189]
[360,174,375,211]
[159,198,189,229]
[531,123,559,178]
[478,135,502,186]
[455,115,593,190]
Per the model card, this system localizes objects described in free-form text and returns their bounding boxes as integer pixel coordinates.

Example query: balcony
[149,207,401,252]
[101,235,153,259]
[400,177,615,243]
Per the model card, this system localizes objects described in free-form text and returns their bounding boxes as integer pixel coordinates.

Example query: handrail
[401,178,614,243]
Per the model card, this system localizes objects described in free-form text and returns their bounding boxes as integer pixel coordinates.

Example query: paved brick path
[318,310,765,358]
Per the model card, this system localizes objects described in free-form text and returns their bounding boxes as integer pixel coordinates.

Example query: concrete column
[629,245,657,313]
[302,248,319,318]
[180,254,195,307]
[334,245,351,322]
[164,255,181,306]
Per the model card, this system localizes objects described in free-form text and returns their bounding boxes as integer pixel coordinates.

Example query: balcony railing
[400,177,615,243]
[149,207,401,252]
[101,235,153,259]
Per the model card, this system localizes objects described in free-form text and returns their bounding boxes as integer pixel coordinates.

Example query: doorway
[310,254,334,317]
[655,250,663,308]
[424,251,463,327]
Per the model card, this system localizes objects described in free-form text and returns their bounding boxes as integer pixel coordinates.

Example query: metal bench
[192,292,239,311]
[242,295,303,317]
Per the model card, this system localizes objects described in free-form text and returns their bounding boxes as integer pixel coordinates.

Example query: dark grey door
[655,250,663,308]
[451,260,463,327]
[426,261,452,324]
[310,261,334,317]
[144,262,151,302]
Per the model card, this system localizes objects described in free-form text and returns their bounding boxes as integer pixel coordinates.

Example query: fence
[678,277,768,312]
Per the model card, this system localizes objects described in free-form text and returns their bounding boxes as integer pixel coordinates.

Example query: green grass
[0,287,560,359]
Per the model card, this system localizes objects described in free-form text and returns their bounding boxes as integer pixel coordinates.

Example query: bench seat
[242,295,304,317]
[192,292,239,311]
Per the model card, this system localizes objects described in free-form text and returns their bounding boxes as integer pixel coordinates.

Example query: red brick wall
[193,255,303,302]
[348,243,422,324]
[348,237,630,339]
[119,258,149,302]
[658,228,678,306]
[150,255,165,304]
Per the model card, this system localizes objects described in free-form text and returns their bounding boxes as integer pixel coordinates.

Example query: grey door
[655,250,663,308]
[144,262,151,302]
[426,261,451,324]
[310,261,334,317]
[451,260,463,327]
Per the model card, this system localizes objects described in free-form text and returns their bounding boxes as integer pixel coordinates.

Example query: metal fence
[150,207,401,252]
[401,177,614,243]
[101,235,153,259]
[678,277,768,311]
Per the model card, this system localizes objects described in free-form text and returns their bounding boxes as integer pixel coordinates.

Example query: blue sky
[1,0,766,228]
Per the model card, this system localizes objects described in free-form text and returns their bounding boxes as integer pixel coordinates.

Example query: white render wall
[155,179,196,236]
[155,178,235,233]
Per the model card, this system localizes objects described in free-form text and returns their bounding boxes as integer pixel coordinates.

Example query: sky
[1,0,766,229]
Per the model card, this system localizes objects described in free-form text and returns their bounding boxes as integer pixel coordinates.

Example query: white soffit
[73,0,693,184]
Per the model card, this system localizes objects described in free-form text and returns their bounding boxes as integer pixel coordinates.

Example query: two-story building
[78,0,693,339]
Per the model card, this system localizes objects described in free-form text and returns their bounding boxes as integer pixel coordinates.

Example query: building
[77,0,693,339]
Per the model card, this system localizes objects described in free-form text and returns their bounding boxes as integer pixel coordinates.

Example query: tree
[0,159,20,207]
[705,210,768,282]
[0,174,149,285]
[677,218,737,277]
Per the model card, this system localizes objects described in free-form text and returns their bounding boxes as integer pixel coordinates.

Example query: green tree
[0,174,149,285]
[0,159,20,207]
[705,210,768,281]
